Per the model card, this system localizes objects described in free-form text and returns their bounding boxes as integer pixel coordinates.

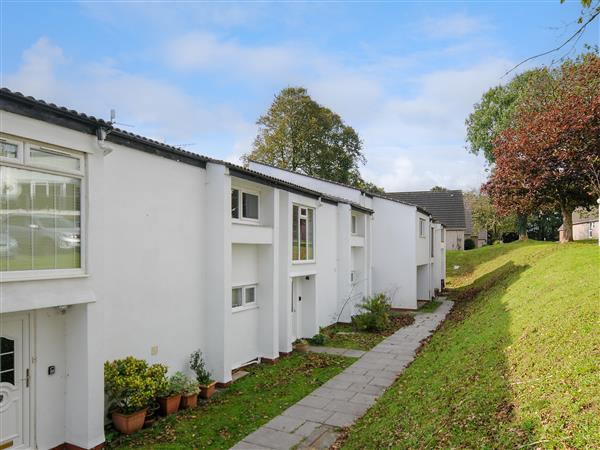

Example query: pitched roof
[386,190,467,229]
[0,88,373,214]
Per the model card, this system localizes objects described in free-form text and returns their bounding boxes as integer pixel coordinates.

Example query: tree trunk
[517,214,528,240]
[560,204,574,243]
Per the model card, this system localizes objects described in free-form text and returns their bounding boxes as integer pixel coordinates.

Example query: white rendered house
[248,161,447,309]
[0,89,376,449]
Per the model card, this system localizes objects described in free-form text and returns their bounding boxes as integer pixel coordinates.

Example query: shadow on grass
[343,261,536,449]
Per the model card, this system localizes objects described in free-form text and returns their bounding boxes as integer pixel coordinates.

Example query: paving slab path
[231,300,454,450]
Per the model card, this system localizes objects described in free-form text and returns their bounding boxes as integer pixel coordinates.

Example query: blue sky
[1,1,597,190]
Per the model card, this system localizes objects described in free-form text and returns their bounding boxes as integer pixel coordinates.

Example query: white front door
[291,278,303,341]
[0,315,30,449]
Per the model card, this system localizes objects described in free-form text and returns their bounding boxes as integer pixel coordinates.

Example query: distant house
[387,190,485,250]
[559,210,599,241]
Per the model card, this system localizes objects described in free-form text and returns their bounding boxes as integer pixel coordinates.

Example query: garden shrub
[309,333,327,346]
[464,238,476,250]
[104,356,167,414]
[352,293,392,332]
[190,349,212,385]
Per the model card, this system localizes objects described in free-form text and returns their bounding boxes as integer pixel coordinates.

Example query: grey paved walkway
[231,300,454,450]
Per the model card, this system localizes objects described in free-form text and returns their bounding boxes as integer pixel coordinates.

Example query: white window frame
[292,204,315,264]
[0,136,23,164]
[232,284,258,311]
[351,214,358,235]
[419,218,426,238]
[231,187,260,223]
[0,136,86,282]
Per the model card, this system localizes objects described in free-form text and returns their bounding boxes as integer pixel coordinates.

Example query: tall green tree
[245,87,379,190]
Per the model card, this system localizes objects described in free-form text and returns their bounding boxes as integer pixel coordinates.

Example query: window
[419,218,426,238]
[231,188,259,221]
[351,215,357,234]
[0,139,83,275]
[0,337,15,385]
[0,138,20,160]
[292,205,314,261]
[232,285,257,309]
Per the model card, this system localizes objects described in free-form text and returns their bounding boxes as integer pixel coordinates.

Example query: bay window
[292,204,314,262]
[0,138,83,275]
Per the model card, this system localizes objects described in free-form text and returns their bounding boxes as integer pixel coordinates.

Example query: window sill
[0,270,89,283]
[232,304,259,314]
[232,219,261,226]
[292,260,316,265]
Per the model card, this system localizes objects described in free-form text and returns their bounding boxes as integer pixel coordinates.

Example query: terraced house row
[0,88,446,449]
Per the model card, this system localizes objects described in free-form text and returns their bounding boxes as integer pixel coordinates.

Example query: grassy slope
[343,241,599,449]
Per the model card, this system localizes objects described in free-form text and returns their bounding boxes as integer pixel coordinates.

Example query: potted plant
[190,350,216,399]
[104,357,163,435]
[180,375,200,409]
[158,371,186,416]
[143,401,159,429]
[294,339,309,353]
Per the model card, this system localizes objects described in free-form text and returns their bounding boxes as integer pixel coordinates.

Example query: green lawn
[320,312,415,351]
[109,353,354,449]
[343,240,599,449]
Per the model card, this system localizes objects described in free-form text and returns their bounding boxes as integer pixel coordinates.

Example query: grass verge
[109,353,355,449]
[341,240,599,449]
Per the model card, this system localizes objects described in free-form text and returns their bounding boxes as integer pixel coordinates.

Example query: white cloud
[164,32,306,79]
[422,13,489,39]
[4,38,252,148]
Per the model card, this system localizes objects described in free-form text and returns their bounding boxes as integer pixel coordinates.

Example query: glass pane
[0,166,81,272]
[245,287,255,304]
[0,370,14,385]
[231,189,239,219]
[0,140,18,159]
[30,147,80,172]
[292,205,299,260]
[0,338,13,354]
[0,353,14,371]
[299,218,307,260]
[232,288,243,308]
[242,192,258,219]
[307,208,314,260]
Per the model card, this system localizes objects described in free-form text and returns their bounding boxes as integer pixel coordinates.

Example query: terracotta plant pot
[180,393,198,409]
[199,381,217,399]
[112,409,147,435]
[295,342,309,353]
[158,394,182,416]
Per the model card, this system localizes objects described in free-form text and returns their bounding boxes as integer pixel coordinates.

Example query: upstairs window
[1,139,83,275]
[231,188,259,221]
[292,204,314,261]
[419,218,426,238]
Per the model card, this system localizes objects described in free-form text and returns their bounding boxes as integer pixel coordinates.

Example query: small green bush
[309,333,327,346]
[163,371,188,396]
[352,293,392,332]
[190,350,212,385]
[464,238,476,250]
[104,357,167,415]
[183,376,200,395]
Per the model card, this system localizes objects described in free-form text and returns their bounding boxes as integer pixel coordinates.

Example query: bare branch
[504,8,600,77]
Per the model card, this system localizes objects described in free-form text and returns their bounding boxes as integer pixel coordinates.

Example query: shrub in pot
[294,339,309,353]
[180,375,200,409]
[190,350,216,399]
[158,371,186,416]
[104,357,163,435]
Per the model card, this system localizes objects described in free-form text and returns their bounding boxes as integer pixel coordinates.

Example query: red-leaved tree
[485,53,600,242]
